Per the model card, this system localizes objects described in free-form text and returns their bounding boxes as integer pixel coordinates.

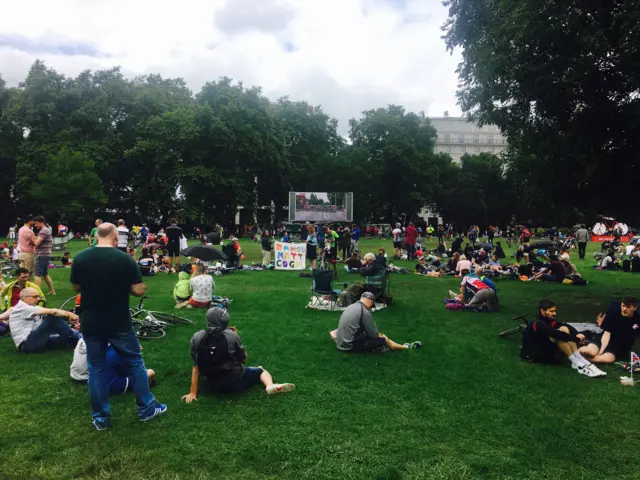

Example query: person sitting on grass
[344,252,362,273]
[181,307,295,402]
[71,338,157,393]
[185,264,213,309]
[8,287,80,353]
[520,299,606,378]
[138,248,156,277]
[359,253,382,277]
[529,254,566,282]
[459,268,498,311]
[579,297,639,364]
[494,241,506,259]
[333,292,422,353]
[1,267,46,310]
[173,271,192,308]
[61,251,73,267]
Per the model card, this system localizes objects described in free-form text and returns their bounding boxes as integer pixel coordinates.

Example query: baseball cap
[361,292,375,301]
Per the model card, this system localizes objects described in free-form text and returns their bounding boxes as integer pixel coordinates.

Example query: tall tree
[443,0,640,224]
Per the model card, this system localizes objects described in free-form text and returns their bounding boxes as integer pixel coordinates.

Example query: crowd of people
[1,214,638,433]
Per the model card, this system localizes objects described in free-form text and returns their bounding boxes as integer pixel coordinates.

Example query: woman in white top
[188,264,214,308]
[456,255,473,276]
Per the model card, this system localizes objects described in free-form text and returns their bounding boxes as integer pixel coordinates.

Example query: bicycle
[497,314,530,337]
[129,296,193,340]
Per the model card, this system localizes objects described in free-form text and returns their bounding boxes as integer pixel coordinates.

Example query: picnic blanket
[306,297,388,312]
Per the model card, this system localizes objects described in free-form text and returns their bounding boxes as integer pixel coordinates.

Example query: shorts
[306,246,317,260]
[117,247,128,253]
[34,256,50,277]
[589,337,623,360]
[166,244,180,257]
[175,296,190,302]
[351,336,390,354]
[209,367,264,393]
[329,247,337,259]
[20,252,35,273]
[393,241,402,249]
[189,298,211,308]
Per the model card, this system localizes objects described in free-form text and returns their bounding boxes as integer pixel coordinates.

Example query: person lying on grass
[8,287,80,353]
[579,296,639,364]
[181,307,295,402]
[333,292,422,353]
[71,338,156,394]
[520,299,606,378]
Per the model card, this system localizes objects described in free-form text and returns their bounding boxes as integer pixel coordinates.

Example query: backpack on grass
[196,331,232,378]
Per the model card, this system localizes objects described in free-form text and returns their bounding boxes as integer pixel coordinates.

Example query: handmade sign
[274,241,307,270]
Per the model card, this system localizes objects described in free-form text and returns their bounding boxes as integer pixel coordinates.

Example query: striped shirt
[117,227,129,248]
[36,227,53,256]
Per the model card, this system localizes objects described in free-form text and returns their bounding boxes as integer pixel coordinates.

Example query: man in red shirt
[405,223,418,260]
[18,216,36,274]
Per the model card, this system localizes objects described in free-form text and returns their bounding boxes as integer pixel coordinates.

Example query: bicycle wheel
[498,327,523,337]
[149,311,194,325]
[134,321,167,340]
[59,296,78,312]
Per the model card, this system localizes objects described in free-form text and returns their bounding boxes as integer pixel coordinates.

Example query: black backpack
[196,331,232,378]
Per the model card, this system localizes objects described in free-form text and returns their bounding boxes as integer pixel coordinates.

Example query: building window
[443,146,451,153]
[473,134,480,144]
[474,147,481,154]
[458,134,465,144]
[443,133,451,143]
[487,135,493,145]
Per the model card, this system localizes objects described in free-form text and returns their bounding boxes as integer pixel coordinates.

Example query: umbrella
[474,242,494,250]
[181,245,228,261]
[530,240,557,249]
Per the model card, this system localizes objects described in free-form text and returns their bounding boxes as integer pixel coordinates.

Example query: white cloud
[0,0,462,134]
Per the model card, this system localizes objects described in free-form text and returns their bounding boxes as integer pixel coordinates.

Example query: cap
[361,292,375,301]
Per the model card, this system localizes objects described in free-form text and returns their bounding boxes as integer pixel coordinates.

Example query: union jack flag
[631,352,640,367]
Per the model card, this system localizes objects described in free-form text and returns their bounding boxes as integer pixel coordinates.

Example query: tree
[29,148,107,220]
[443,0,640,224]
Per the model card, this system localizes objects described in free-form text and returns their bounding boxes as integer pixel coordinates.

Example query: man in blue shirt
[351,225,361,252]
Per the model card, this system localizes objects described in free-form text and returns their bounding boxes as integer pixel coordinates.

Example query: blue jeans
[84,329,156,425]
[20,316,79,353]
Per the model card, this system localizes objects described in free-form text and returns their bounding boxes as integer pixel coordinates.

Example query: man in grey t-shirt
[182,308,295,402]
[335,292,422,353]
[575,225,590,260]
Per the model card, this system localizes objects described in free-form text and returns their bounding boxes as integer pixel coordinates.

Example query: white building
[430,116,507,164]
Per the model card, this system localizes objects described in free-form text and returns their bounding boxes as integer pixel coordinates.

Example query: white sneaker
[577,365,598,378]
[266,383,296,395]
[587,364,607,377]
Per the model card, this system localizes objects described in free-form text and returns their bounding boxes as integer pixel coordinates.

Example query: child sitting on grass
[174,271,192,308]
[61,251,73,267]
[182,307,295,402]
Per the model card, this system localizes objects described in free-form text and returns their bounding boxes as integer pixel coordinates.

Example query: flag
[631,352,640,367]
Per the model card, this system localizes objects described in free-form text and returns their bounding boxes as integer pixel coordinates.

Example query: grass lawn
[1,237,639,480]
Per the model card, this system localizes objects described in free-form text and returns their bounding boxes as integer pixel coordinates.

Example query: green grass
[1,238,639,480]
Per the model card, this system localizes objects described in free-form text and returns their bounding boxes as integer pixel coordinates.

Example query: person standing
[32,216,55,296]
[116,220,129,253]
[351,224,361,253]
[575,225,589,260]
[8,224,16,241]
[306,225,318,269]
[165,219,183,274]
[18,216,36,274]
[405,223,418,260]
[71,223,166,430]
[261,231,273,266]
[88,219,102,247]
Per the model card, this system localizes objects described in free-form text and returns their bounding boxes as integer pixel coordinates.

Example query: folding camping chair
[311,268,343,310]
[363,269,392,306]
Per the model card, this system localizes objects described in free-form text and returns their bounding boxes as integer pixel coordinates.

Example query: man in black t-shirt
[165,218,183,274]
[580,297,639,364]
[71,223,166,430]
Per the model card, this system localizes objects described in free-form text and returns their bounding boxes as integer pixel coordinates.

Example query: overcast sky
[0,0,462,134]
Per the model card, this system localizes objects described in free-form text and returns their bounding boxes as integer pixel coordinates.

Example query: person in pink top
[18,215,36,275]
[405,223,418,260]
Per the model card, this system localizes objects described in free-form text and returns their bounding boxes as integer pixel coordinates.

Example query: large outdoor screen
[288,192,353,223]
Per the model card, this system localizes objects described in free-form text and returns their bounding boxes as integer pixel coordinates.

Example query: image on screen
[288,192,353,222]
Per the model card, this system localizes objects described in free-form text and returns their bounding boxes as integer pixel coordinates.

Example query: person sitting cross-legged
[579,296,639,364]
[520,299,606,378]
[459,268,498,311]
[8,287,80,353]
[334,292,422,353]
[181,307,295,402]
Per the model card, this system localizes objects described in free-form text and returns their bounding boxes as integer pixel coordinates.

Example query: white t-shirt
[601,256,613,268]
[625,245,635,256]
[8,300,43,348]
[392,228,402,242]
[190,275,214,303]
[117,227,129,248]
[456,260,472,273]
[560,252,570,262]
[70,338,88,381]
